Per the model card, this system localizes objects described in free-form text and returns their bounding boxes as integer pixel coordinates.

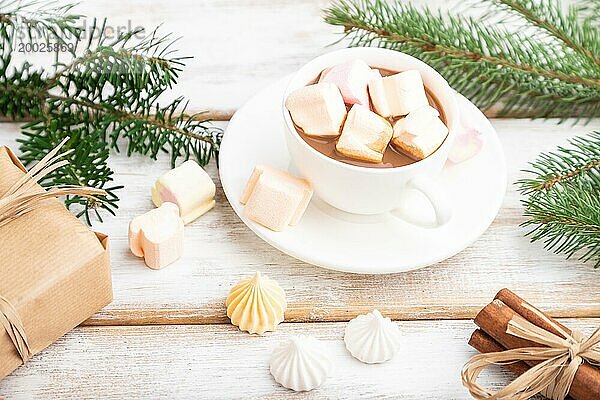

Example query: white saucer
[219,76,506,274]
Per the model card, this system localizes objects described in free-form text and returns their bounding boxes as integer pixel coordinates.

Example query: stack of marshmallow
[285,59,449,163]
[129,160,216,269]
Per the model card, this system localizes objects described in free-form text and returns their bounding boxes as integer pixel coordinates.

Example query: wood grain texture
[1,117,599,326]
[2,318,598,399]
[20,0,341,111]
[1,0,598,397]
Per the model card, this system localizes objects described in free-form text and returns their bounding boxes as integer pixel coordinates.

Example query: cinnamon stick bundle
[468,329,529,377]
[469,289,600,400]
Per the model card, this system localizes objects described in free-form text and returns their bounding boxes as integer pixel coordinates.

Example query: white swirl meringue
[269,335,332,392]
[226,272,286,334]
[344,309,401,364]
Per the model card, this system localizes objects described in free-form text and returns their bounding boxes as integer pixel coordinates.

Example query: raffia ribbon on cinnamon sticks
[0,137,106,363]
[462,303,600,400]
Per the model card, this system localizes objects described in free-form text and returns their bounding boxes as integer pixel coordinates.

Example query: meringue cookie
[368,70,429,117]
[128,202,184,269]
[392,105,448,160]
[336,104,393,163]
[151,160,216,224]
[270,335,332,391]
[285,83,346,137]
[344,309,401,364]
[319,59,378,106]
[241,165,313,232]
[226,272,287,334]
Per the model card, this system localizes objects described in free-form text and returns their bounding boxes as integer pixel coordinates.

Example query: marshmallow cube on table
[368,70,429,118]
[335,105,393,163]
[241,166,313,232]
[129,202,185,270]
[318,59,379,106]
[151,160,216,224]
[392,105,449,160]
[284,83,346,138]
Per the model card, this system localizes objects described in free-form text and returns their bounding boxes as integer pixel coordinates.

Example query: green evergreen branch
[518,132,600,267]
[0,2,222,224]
[0,0,81,48]
[488,0,600,68]
[577,0,600,25]
[324,0,600,119]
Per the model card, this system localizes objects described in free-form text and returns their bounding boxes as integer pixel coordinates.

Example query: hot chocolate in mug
[281,47,459,227]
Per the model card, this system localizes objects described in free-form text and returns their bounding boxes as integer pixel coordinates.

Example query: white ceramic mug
[282,47,459,227]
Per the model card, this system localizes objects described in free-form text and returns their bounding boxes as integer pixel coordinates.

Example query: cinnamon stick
[468,330,578,400]
[495,288,570,338]
[468,329,529,376]
[474,299,600,400]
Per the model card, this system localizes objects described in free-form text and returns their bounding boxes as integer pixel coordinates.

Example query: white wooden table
[1,1,599,398]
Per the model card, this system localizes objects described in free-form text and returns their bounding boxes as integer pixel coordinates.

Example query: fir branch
[488,0,600,68]
[17,127,122,225]
[0,0,81,48]
[324,0,600,119]
[577,0,600,25]
[0,2,222,224]
[518,132,600,267]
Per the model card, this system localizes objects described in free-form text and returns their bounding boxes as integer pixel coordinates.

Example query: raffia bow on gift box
[462,297,600,400]
[0,138,113,379]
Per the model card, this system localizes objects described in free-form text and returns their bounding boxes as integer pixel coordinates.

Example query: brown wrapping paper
[0,146,113,379]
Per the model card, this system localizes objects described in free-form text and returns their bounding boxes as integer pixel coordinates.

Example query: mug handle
[392,176,452,228]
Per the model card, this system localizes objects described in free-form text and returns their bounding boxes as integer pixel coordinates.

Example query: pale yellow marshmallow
[368,70,429,117]
[284,83,346,137]
[335,105,393,163]
[392,105,449,160]
[128,202,184,270]
[241,166,313,232]
[151,160,215,224]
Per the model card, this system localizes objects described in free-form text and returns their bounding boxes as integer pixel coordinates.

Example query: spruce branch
[487,0,600,68]
[0,2,222,224]
[518,132,600,267]
[577,0,600,25]
[324,0,600,119]
[0,0,81,49]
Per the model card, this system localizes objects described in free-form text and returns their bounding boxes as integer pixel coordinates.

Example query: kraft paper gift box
[0,146,113,379]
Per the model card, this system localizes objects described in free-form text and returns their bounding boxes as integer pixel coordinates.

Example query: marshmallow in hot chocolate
[318,59,379,106]
[336,105,393,163]
[241,166,313,232]
[368,70,429,117]
[391,105,448,160]
[285,83,346,137]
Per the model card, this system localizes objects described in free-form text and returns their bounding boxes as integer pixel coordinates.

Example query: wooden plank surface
[1,117,599,326]
[12,0,341,112]
[2,0,599,397]
[2,318,598,399]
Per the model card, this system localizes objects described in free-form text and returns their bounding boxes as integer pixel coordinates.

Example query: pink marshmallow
[319,59,378,106]
[241,166,313,232]
[448,105,486,164]
[448,128,483,164]
[128,203,184,269]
